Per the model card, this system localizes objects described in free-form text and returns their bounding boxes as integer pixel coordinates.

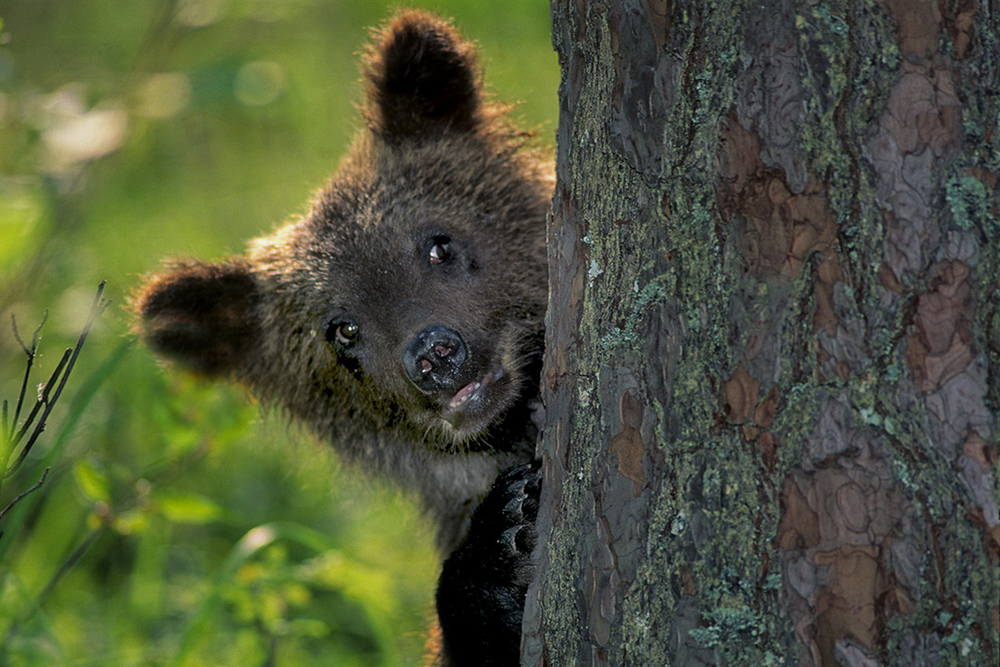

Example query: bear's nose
[403,325,468,392]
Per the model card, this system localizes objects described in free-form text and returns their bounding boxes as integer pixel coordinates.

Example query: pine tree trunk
[524,1,1000,665]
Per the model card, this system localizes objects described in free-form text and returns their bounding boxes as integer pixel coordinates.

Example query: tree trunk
[524,1,999,666]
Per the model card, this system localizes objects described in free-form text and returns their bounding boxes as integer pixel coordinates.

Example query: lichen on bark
[530,1,999,666]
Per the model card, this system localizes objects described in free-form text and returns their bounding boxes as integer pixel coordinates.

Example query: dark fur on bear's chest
[135,11,550,667]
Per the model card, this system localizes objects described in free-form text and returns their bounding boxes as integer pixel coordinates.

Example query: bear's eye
[429,237,452,265]
[326,320,360,346]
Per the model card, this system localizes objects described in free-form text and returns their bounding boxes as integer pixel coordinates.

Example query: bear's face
[136,12,550,452]
[247,136,547,444]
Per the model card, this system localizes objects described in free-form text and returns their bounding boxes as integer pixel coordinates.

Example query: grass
[0,1,557,664]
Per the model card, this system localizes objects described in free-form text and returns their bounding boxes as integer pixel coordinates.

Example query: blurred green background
[0,1,556,665]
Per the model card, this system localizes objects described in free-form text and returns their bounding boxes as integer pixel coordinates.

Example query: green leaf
[156,492,223,524]
[73,459,110,504]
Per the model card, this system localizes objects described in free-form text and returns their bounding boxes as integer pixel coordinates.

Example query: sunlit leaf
[156,492,223,525]
[73,459,110,504]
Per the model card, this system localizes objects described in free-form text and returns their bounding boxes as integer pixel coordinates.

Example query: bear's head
[135,11,551,455]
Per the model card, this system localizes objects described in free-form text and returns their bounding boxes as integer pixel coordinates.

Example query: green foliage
[0,1,556,665]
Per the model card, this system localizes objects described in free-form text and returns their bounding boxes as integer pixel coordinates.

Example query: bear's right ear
[363,11,483,142]
[133,260,260,378]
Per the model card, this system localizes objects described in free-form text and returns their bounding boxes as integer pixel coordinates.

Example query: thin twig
[6,282,108,476]
[10,313,29,353]
[11,311,47,436]
[11,349,70,449]
[0,467,49,523]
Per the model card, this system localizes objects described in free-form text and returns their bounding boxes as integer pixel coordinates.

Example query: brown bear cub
[134,10,550,667]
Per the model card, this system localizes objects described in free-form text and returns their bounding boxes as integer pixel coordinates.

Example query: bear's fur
[135,11,550,666]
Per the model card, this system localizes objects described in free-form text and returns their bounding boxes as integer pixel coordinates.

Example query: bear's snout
[403,325,468,393]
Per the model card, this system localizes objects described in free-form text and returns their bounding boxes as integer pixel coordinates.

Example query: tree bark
[524,1,1000,666]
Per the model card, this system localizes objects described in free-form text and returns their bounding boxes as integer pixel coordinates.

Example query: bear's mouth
[440,366,506,428]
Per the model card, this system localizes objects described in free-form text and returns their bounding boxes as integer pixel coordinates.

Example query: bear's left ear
[363,11,482,142]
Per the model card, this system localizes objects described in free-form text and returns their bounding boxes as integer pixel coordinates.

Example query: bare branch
[0,467,50,523]
[11,348,71,449]
[10,311,47,438]
[4,282,108,477]
[10,313,27,354]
